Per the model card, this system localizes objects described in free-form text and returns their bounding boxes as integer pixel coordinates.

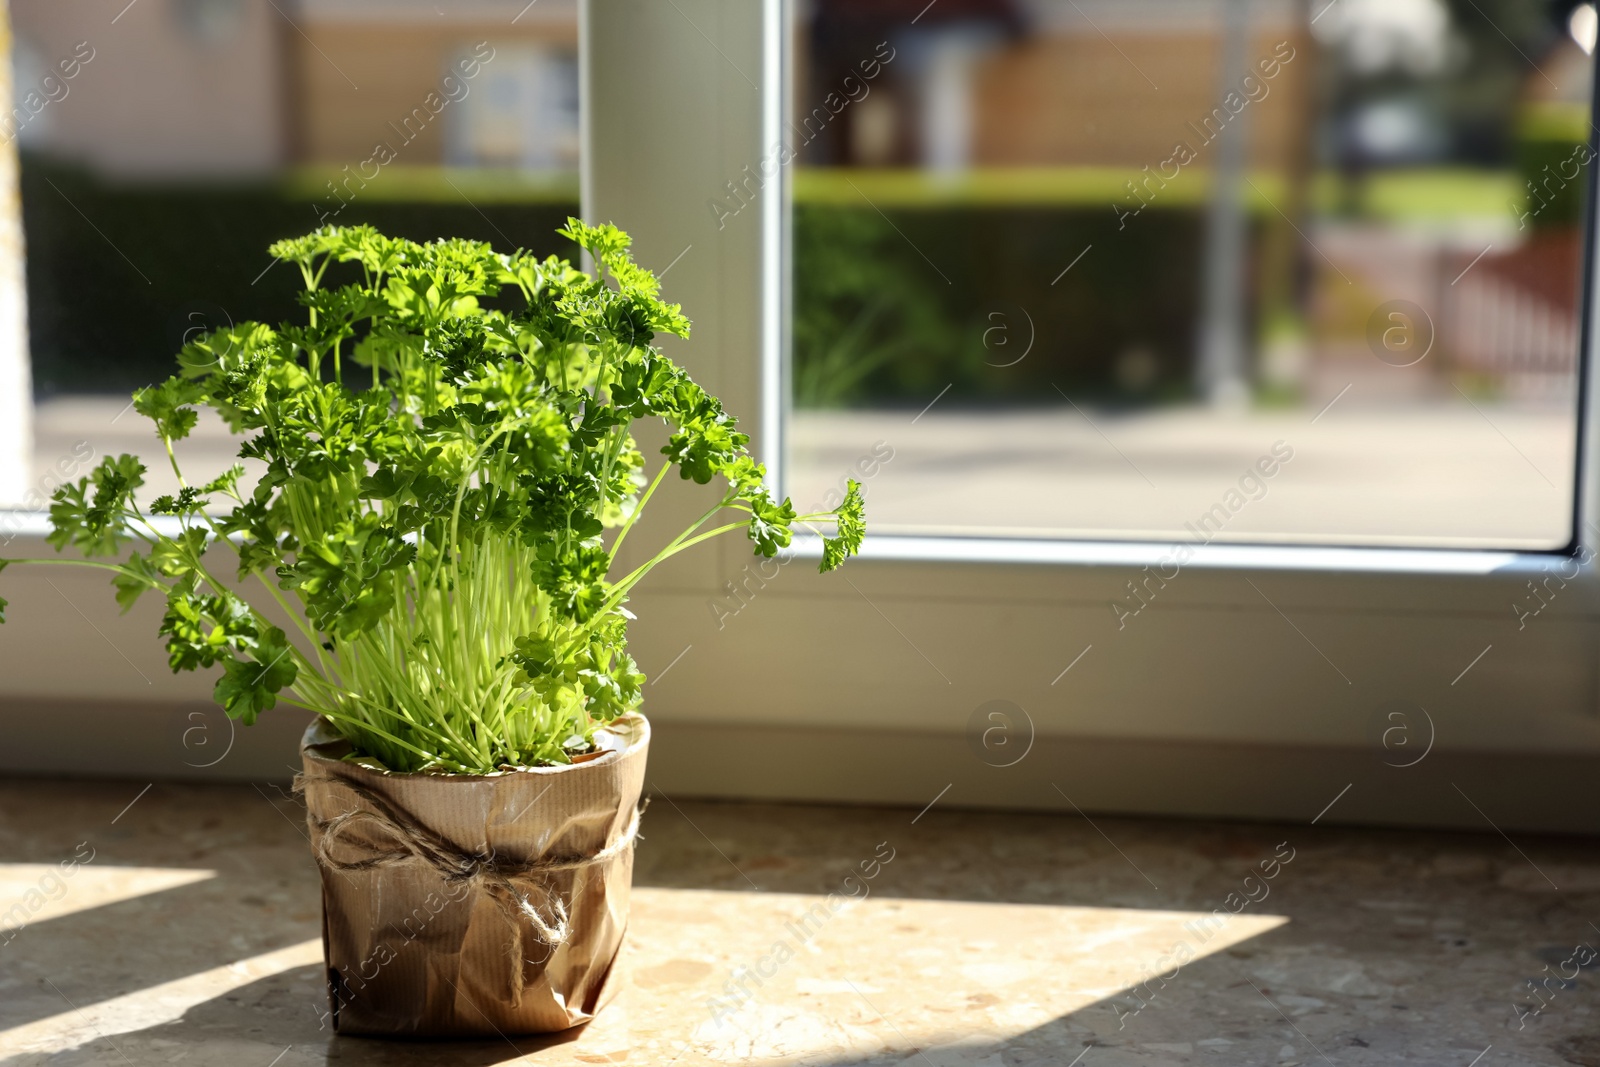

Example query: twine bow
[296,771,643,1006]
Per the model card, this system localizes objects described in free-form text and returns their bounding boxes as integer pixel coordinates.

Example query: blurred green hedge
[793,203,1207,408]
[21,156,578,396]
[22,154,1215,407]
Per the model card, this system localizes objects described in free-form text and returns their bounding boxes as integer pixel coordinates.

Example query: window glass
[788,0,1592,549]
[4,0,580,515]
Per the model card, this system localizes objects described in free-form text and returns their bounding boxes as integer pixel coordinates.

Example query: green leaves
[276,515,415,638]
[0,221,863,772]
[661,381,750,485]
[133,378,205,442]
[203,465,245,500]
[157,582,296,724]
[150,487,204,516]
[530,542,610,622]
[150,528,209,593]
[548,218,689,345]
[820,480,866,572]
[331,224,406,278]
[747,494,797,556]
[510,618,643,735]
[178,322,275,382]
[580,647,643,723]
[268,227,343,273]
[160,589,257,672]
[46,455,146,557]
[214,627,297,725]
[112,552,164,612]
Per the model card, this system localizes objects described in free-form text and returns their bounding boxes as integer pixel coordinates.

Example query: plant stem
[608,461,669,562]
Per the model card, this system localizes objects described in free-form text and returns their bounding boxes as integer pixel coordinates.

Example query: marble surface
[1,778,1598,1066]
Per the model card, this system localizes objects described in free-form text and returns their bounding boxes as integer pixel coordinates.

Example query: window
[3,0,1598,824]
[787,0,1592,551]
[567,0,1600,827]
[2,0,581,524]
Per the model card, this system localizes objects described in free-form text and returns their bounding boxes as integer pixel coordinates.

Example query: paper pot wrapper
[298,713,649,1037]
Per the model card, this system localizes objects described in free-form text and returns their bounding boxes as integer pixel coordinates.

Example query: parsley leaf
[820,480,866,572]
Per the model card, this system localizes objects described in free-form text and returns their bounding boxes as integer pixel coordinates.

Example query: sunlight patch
[0,861,214,932]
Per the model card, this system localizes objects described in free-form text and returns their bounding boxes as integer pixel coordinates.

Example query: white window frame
[1,0,1597,832]
[583,0,1600,833]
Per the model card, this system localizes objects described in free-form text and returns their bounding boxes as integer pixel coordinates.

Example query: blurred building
[802,0,1313,172]
[8,0,580,178]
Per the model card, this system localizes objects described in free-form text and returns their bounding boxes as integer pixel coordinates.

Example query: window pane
[788,0,1591,549]
[4,0,579,514]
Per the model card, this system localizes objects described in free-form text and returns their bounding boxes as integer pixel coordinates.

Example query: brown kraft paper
[297,713,649,1036]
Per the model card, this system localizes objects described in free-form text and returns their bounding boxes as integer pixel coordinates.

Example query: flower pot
[297,713,649,1036]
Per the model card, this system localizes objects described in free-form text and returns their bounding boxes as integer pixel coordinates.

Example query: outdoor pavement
[21,392,1581,551]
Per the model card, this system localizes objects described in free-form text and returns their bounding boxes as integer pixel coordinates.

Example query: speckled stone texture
[0,778,1597,1066]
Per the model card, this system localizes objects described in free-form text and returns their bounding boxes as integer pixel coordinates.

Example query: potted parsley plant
[0,220,863,1035]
